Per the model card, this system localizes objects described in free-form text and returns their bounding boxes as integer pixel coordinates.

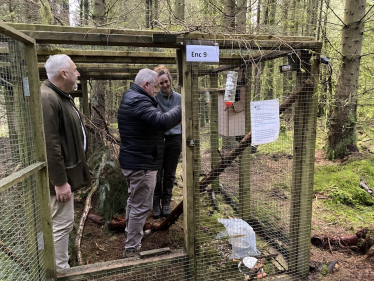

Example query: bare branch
[360,5,374,22]
[361,52,374,57]
[324,0,346,26]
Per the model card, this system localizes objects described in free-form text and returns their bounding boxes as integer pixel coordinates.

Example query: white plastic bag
[217,218,258,259]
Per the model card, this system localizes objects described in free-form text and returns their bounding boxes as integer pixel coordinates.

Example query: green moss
[314,157,374,229]
[109,123,118,129]
[314,158,374,206]
[321,264,329,276]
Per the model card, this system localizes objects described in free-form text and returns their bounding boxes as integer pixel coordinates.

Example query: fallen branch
[75,181,99,265]
[153,79,314,232]
[311,234,359,250]
[150,200,184,231]
[87,214,105,225]
[75,154,106,265]
[108,215,126,231]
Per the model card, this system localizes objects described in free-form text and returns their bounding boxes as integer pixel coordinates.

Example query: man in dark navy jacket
[118,68,181,258]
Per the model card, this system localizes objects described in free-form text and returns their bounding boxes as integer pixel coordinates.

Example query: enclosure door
[0,23,53,281]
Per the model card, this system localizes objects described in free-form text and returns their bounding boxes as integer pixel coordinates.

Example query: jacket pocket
[66,161,87,189]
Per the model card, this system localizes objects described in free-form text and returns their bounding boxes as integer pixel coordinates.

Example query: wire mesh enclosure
[188,47,319,280]
[0,32,47,281]
[1,22,321,281]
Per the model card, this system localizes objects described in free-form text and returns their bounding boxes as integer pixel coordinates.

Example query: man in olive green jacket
[41,54,90,270]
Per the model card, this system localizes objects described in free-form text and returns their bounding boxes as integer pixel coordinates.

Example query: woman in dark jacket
[153,65,182,218]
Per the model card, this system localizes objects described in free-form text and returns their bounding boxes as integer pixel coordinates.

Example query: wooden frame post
[239,66,252,222]
[181,45,198,280]
[24,41,56,279]
[81,79,92,159]
[209,75,219,192]
[288,51,320,276]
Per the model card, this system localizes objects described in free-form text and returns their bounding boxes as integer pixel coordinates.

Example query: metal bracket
[187,139,195,147]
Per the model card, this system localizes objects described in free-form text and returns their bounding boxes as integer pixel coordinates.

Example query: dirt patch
[308,247,374,281]
[75,195,184,265]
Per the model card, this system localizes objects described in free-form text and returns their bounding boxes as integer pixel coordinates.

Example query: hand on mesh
[55,182,72,202]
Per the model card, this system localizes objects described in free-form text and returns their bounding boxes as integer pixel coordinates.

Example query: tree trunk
[145,0,151,28]
[290,0,298,35]
[153,0,158,27]
[326,0,366,159]
[92,0,105,25]
[256,0,261,33]
[80,0,90,25]
[316,0,324,40]
[282,0,290,34]
[306,0,319,37]
[224,0,236,32]
[236,0,247,33]
[174,0,184,21]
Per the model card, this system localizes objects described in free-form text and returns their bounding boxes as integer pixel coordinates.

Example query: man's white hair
[134,69,157,86]
[44,54,72,80]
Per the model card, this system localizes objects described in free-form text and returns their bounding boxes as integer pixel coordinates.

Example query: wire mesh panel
[0,34,46,280]
[0,175,46,280]
[57,255,192,281]
[191,47,318,280]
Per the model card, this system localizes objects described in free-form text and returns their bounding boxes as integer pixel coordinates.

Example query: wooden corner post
[288,50,320,277]
[181,45,197,279]
[208,75,219,192]
[81,79,93,159]
[239,66,252,222]
[24,41,57,279]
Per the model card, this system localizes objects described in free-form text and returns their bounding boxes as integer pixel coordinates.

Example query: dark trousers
[154,134,182,206]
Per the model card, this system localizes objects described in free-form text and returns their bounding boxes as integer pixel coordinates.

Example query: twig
[95,242,107,252]
[360,5,374,22]
[92,105,110,135]
[0,77,13,87]
[328,237,333,253]
[207,189,219,211]
[324,0,346,26]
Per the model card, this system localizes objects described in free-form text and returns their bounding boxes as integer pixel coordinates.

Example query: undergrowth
[313,156,374,229]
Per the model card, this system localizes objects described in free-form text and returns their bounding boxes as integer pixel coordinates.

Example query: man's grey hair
[134,69,157,86]
[44,54,72,80]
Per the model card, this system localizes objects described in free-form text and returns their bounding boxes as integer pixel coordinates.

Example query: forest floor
[73,149,374,281]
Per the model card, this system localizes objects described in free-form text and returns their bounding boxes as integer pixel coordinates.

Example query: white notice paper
[251,99,280,146]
